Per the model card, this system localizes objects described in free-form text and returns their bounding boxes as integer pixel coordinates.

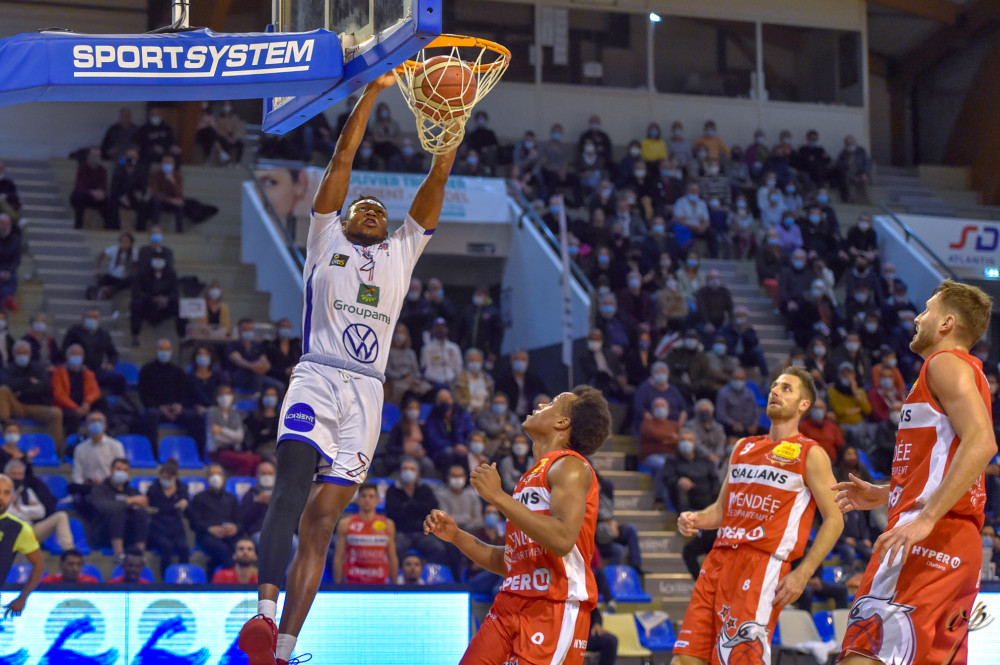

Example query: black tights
[258,441,320,587]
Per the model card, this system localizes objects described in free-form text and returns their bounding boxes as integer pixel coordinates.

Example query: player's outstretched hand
[470,463,504,504]
[677,511,703,537]
[424,509,458,543]
[832,473,887,513]
[873,513,934,567]
[3,596,25,620]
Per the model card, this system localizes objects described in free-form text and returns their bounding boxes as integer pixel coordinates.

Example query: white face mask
[512,443,530,457]
[400,469,418,484]
[209,474,225,490]
[208,288,222,300]
[469,441,486,456]
[448,477,465,491]
[217,394,234,409]
[257,474,275,489]
[588,340,602,352]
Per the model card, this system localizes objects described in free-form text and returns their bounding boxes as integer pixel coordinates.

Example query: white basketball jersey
[301,210,432,373]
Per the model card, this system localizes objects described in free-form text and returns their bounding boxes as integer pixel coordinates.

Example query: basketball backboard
[262,0,441,134]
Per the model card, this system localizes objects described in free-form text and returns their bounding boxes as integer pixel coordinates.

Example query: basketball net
[393,35,510,155]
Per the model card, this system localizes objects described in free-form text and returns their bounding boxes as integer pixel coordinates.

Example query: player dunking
[425,387,611,665]
[672,367,844,665]
[837,280,995,665]
[239,73,457,665]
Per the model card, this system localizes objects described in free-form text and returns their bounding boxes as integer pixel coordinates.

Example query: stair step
[614,510,673,531]
[590,451,627,472]
[645,572,696,599]
[638,531,685,555]
[641,552,686,573]
[613,490,654,511]
[601,435,637,454]
[602,470,651,492]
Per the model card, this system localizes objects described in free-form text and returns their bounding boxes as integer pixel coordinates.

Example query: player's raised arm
[313,73,396,215]
[773,445,843,607]
[408,148,458,231]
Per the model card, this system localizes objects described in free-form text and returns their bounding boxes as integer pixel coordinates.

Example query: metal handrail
[245,161,306,272]
[881,199,1000,222]
[506,185,595,293]
[877,201,957,280]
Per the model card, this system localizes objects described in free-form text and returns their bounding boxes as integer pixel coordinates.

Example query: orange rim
[396,34,511,74]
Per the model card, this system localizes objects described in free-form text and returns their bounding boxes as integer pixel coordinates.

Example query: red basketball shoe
[238,614,278,665]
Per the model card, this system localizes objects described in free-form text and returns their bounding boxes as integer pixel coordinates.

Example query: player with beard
[0,474,43,618]
[239,72,457,665]
[836,280,995,665]
[671,367,843,665]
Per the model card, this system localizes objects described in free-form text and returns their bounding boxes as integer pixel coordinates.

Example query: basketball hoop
[394,34,510,155]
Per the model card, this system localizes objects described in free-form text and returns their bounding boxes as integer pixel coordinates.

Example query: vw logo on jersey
[343,323,379,364]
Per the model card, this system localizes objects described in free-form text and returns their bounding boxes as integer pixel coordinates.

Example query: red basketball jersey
[343,514,391,584]
[889,349,993,530]
[716,433,818,561]
[499,449,599,608]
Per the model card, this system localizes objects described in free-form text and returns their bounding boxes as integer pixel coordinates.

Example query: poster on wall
[893,213,1000,274]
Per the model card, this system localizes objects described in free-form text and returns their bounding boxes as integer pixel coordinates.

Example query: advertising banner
[893,214,1000,272]
[0,588,469,664]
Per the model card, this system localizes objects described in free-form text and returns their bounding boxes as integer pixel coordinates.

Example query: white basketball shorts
[276,360,383,485]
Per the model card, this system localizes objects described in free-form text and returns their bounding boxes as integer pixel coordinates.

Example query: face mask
[150,116,162,126]
[406,290,420,302]
[858,222,871,232]
[597,255,610,267]
[984,535,995,548]
[161,163,174,174]
[67,356,84,368]
[634,170,646,180]
[512,360,527,373]
[3,433,18,446]
[208,288,222,300]
[400,469,418,484]
[14,355,29,367]
[687,258,698,268]
[731,380,746,391]
[260,394,279,409]
[678,440,695,456]
[629,147,641,158]
[767,238,781,247]
[600,305,615,318]
[83,317,99,331]
[818,194,829,203]
[590,123,600,131]
[791,359,805,368]
[782,217,794,227]
[151,258,166,271]
[792,260,805,270]
[406,408,421,421]
[697,410,712,423]
[492,403,507,415]
[551,132,562,141]
[865,323,878,333]
[666,280,678,290]
[839,378,853,390]
[159,477,175,488]
[652,406,668,419]
[467,361,482,373]
[713,344,727,355]
[112,470,129,485]
[449,477,465,490]
[150,233,163,244]
[653,372,669,385]
[217,394,234,409]
[786,186,796,194]
[808,214,821,224]
[845,342,860,353]
[879,377,894,391]
[769,194,780,204]
[688,194,699,202]
[628,277,641,290]
[253,473,275,491]
[587,340,602,353]
[708,166,720,176]
[568,245,579,256]
[157,350,172,363]
[209,474,224,490]
[684,339,698,350]
[485,513,501,529]
[887,357,898,368]
[704,128,716,138]
[735,317,748,327]
[889,411,900,425]
[811,288,824,299]
[709,199,720,209]
[32,321,47,334]
[810,408,824,422]
[652,225,665,235]
[467,156,479,166]
[813,346,826,357]
[241,331,255,342]
[639,339,651,350]
[196,354,211,368]
[766,179,777,188]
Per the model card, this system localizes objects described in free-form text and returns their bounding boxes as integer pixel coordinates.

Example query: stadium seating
[6,564,31,584]
[111,564,155,583]
[821,565,845,584]
[830,608,850,643]
[419,403,432,421]
[81,563,103,582]
[634,612,676,652]
[855,448,884,481]
[120,434,158,469]
[225,476,256,500]
[39,474,68,501]
[182,477,207,496]
[235,399,257,413]
[129,475,157,495]
[165,564,207,584]
[381,403,401,433]
[43,517,90,555]
[776,608,822,660]
[158,435,202,468]
[64,433,81,461]
[601,613,653,658]
[18,433,60,467]
[421,563,454,584]
[115,361,139,388]
[813,609,835,642]
[605,565,652,603]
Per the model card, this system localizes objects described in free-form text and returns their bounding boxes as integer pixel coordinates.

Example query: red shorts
[839,516,982,665]
[674,546,790,665]
[461,592,591,665]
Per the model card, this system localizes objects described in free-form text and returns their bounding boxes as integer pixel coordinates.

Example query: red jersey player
[424,386,611,665]
[836,280,995,665]
[672,367,843,665]
[333,482,398,584]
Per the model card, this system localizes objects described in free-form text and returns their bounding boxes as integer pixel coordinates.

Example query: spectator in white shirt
[452,348,493,416]
[420,317,463,387]
[6,458,74,551]
[435,465,484,532]
[672,182,710,238]
[71,411,125,485]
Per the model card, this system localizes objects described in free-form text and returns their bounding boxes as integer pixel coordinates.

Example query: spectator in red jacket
[40,549,100,584]
[108,548,149,584]
[51,344,103,437]
[798,397,846,461]
[211,538,259,584]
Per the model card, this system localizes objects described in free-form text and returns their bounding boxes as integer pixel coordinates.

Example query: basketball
[411,55,477,121]
[843,616,883,653]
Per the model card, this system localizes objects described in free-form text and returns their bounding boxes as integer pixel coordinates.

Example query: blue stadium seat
[746,380,767,407]
[381,403,401,433]
[16,418,42,430]
[813,610,835,643]
[635,613,676,651]
[6,564,30,584]
[821,565,844,585]
[130,476,157,495]
[111,564,155,583]
[423,478,443,487]
[606,565,652,603]
[64,433,81,462]
[81,563,103,583]
[165,564,207,584]
[43,517,92,556]
[855,448,884,481]
[115,361,139,388]
[226,476,256,500]
[419,403,432,421]
[158,436,202,468]
[39,474,68,500]
[772,620,780,644]
[341,503,359,514]
[181,477,207,496]
[235,399,257,413]
[18,433,60,467]
[321,564,333,584]
[421,563,454,584]
[120,434,157,469]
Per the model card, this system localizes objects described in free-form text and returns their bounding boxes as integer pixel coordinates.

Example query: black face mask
[12,479,23,490]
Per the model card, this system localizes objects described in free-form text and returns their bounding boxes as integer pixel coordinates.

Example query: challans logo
[284,403,316,433]
[765,441,801,467]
